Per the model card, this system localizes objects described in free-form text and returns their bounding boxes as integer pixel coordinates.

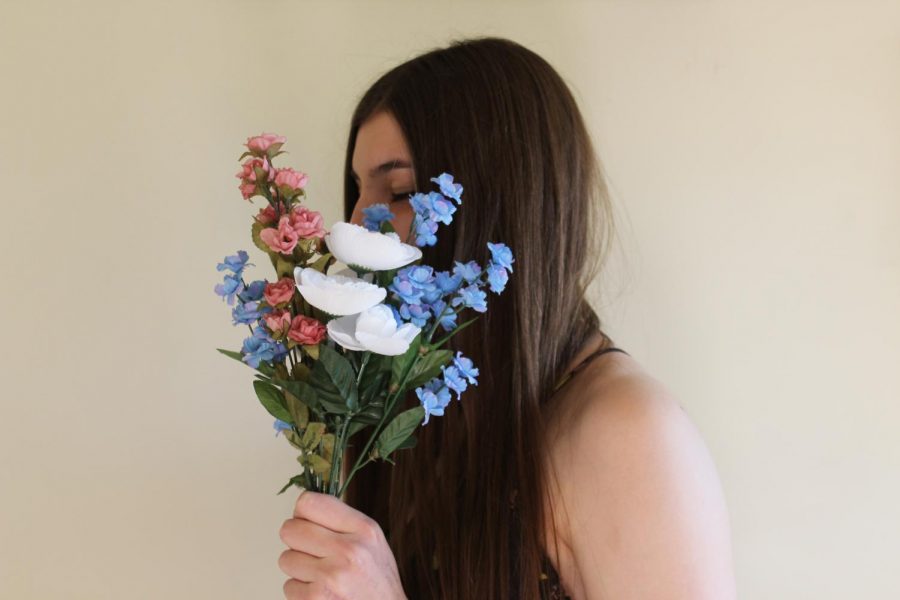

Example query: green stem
[328,416,351,495]
[337,344,423,497]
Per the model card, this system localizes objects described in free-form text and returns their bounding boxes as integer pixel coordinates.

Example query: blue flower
[434,270,463,295]
[238,279,267,303]
[399,302,431,328]
[451,283,487,313]
[429,298,458,331]
[412,214,438,246]
[232,300,272,326]
[441,364,468,399]
[241,327,282,369]
[486,263,509,294]
[430,173,464,204]
[273,419,293,436]
[214,273,244,306]
[427,191,456,225]
[217,250,252,274]
[416,377,452,425]
[390,277,424,305]
[362,203,395,232]
[453,352,479,385]
[487,242,514,272]
[452,260,482,284]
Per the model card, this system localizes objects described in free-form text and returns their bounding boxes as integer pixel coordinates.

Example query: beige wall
[1,1,897,598]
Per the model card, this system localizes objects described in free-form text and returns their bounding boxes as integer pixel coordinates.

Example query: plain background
[1,1,898,598]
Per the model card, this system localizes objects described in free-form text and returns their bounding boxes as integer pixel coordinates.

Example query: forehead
[351,111,411,175]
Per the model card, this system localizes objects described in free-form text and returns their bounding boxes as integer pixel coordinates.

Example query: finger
[283,577,312,599]
[279,517,343,557]
[278,549,321,583]
[292,489,373,535]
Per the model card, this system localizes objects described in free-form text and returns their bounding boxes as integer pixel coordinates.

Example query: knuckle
[278,519,294,545]
[358,517,382,542]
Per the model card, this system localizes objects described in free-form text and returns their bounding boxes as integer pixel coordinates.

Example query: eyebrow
[351,159,412,182]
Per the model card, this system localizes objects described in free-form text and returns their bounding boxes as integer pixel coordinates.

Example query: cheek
[392,203,415,239]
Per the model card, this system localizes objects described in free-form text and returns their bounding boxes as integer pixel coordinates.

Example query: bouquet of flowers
[214,133,514,498]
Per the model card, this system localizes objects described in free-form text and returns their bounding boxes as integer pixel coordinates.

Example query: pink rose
[273,167,309,193]
[255,205,277,225]
[288,206,325,239]
[245,133,286,155]
[259,215,298,255]
[263,309,292,338]
[235,157,274,200]
[264,277,295,306]
[288,314,327,345]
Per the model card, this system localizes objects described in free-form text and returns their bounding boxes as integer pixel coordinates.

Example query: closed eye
[392,192,412,202]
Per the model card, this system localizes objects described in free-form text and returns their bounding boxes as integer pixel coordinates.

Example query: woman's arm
[556,374,737,599]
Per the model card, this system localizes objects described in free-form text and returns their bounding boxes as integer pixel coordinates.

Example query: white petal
[294,267,386,316]
[325,222,422,271]
[326,314,367,351]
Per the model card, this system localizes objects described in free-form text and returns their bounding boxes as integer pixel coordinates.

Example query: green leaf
[307,454,331,480]
[375,406,425,460]
[275,255,294,279]
[301,422,326,451]
[217,348,243,362]
[274,378,320,412]
[283,389,309,429]
[283,430,304,451]
[358,354,391,404]
[253,380,292,423]
[257,360,275,377]
[404,349,453,390]
[310,344,359,412]
[396,434,417,451]
[277,474,306,495]
[390,333,422,389]
[321,433,335,462]
[251,220,273,254]
[308,252,334,274]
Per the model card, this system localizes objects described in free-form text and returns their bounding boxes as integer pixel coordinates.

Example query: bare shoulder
[544,353,736,600]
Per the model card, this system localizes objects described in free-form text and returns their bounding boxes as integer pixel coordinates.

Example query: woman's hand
[278,489,407,600]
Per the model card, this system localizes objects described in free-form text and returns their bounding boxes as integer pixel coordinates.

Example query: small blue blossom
[362,203,395,232]
[416,377,452,425]
[487,242,515,272]
[390,277,424,305]
[232,300,272,326]
[441,365,468,399]
[273,419,292,436]
[427,191,456,225]
[241,327,281,369]
[451,283,488,313]
[430,173,464,204]
[214,273,244,306]
[399,302,431,328]
[412,214,438,246]
[217,250,252,274]
[434,270,463,295]
[238,279,267,303]
[429,298,458,331]
[452,260,482,284]
[453,352,479,385]
[486,263,509,294]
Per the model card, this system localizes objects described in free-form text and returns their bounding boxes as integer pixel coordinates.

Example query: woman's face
[349,110,416,241]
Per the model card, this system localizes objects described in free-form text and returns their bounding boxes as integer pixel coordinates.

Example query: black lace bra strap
[551,346,629,393]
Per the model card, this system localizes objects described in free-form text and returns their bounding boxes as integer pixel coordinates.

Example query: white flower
[324,221,422,271]
[294,266,386,316]
[326,304,421,356]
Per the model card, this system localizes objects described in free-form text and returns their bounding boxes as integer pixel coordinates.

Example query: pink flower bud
[263,309,293,339]
[288,314,327,346]
[264,277,295,306]
[273,167,309,193]
[288,205,325,239]
[259,215,299,255]
[255,205,277,225]
[245,133,286,156]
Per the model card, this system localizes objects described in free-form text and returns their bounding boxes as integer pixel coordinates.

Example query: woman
[277,37,736,599]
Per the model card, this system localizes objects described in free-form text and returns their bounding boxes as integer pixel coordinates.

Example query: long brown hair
[342,36,617,599]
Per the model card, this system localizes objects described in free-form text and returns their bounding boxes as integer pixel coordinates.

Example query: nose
[348,198,364,226]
